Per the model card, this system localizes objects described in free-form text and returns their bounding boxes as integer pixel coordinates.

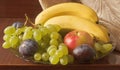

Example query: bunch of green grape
[2,22,74,65]
[94,41,113,59]
[3,22,23,49]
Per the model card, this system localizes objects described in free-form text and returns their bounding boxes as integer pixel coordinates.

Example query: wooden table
[0,18,120,70]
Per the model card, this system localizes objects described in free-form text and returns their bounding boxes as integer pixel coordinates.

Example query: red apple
[64,30,94,53]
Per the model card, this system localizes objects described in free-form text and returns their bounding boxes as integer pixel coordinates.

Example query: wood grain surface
[0,0,42,18]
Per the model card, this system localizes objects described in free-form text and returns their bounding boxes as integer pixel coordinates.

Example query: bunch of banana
[35,2,98,25]
[35,2,110,43]
[44,15,109,43]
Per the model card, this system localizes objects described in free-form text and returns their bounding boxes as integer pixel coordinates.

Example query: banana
[98,24,109,36]
[35,2,98,25]
[44,15,110,43]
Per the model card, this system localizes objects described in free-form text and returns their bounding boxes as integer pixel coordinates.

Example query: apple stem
[76,31,80,36]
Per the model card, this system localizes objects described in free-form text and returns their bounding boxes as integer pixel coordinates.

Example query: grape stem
[24,14,36,27]
[24,14,28,26]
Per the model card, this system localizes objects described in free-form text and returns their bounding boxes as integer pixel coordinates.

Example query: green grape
[19,35,23,41]
[54,25,61,32]
[15,26,26,36]
[36,39,42,46]
[42,34,50,44]
[67,54,74,64]
[14,28,23,35]
[40,27,49,36]
[59,43,68,55]
[55,50,63,58]
[22,30,33,40]
[33,29,42,41]
[100,44,113,53]
[58,47,67,55]
[4,26,16,35]
[2,42,11,49]
[47,45,57,53]
[20,26,26,32]
[3,34,11,41]
[24,27,32,32]
[40,42,47,48]
[59,43,67,48]
[48,48,57,56]
[9,35,19,48]
[60,55,68,65]
[57,35,63,43]
[38,48,46,54]
[40,40,49,49]
[94,42,102,51]
[34,53,42,61]
[32,28,37,32]
[50,32,59,39]
[37,25,44,29]
[49,55,59,65]
[50,39,58,46]
[49,56,52,61]
[45,24,57,32]
[42,52,50,61]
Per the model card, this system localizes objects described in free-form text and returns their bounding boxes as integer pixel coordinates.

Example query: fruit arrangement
[2,2,114,65]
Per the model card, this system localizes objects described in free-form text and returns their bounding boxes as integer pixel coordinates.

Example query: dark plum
[73,44,96,63]
[12,22,24,29]
[19,39,39,57]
